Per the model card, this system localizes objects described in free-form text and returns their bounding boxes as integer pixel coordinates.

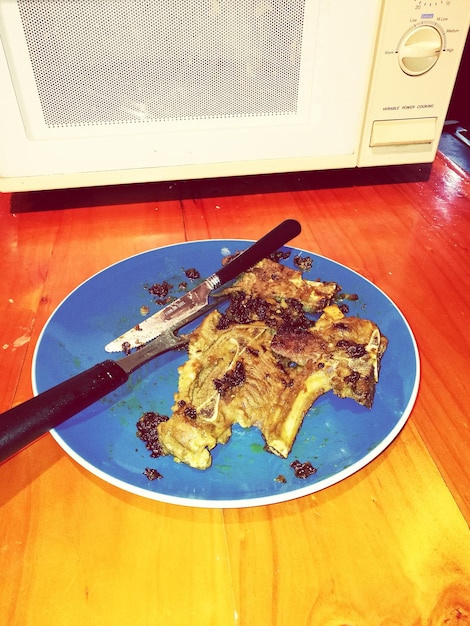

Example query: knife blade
[0,219,301,463]
[105,218,301,352]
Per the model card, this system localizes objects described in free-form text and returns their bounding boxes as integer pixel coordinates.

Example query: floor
[439,121,470,173]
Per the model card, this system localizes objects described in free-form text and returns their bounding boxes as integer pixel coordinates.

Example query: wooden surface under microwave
[0,152,469,625]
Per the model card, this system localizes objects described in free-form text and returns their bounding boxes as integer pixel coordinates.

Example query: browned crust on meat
[150,260,387,470]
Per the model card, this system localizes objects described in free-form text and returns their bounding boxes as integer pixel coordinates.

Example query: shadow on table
[8,163,432,214]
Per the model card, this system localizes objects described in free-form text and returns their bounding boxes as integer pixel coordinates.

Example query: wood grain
[1,153,469,625]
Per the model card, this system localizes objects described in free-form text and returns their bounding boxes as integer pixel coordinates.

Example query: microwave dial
[397,24,444,76]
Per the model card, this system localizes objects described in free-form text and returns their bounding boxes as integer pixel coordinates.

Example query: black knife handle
[215,219,301,286]
[0,360,128,463]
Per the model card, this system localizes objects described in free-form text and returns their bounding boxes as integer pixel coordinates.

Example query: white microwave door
[0,0,381,181]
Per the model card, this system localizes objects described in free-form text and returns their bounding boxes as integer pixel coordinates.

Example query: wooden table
[1,153,469,625]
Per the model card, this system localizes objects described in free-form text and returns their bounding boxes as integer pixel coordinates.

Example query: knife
[105,218,301,352]
[0,219,301,463]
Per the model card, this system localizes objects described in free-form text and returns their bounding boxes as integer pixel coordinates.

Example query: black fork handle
[215,219,301,285]
[0,360,128,463]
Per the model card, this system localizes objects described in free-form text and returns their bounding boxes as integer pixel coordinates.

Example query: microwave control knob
[397,25,443,76]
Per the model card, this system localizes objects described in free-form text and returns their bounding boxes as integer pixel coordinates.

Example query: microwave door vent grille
[16,0,306,130]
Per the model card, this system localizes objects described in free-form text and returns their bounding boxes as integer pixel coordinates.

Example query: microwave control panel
[358,0,470,166]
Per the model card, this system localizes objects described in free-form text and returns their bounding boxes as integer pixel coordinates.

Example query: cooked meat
[272,305,388,408]
[157,311,329,467]
[144,260,387,471]
[221,257,340,313]
[157,305,387,469]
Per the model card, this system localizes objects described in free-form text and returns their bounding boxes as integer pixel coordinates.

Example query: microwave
[0,0,469,192]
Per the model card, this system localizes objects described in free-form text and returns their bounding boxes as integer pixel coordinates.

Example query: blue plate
[32,241,419,508]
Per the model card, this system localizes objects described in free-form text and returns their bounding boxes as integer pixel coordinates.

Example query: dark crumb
[184,405,197,420]
[154,296,173,306]
[345,371,361,385]
[276,298,314,334]
[121,341,131,355]
[338,303,350,314]
[333,322,349,330]
[147,280,173,298]
[221,251,242,265]
[217,292,279,328]
[337,292,359,301]
[268,250,291,262]
[178,281,188,291]
[143,467,163,481]
[290,460,317,479]
[335,339,367,358]
[217,291,314,333]
[275,474,287,483]
[136,411,169,458]
[213,360,246,396]
[293,254,313,271]
[185,267,200,280]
